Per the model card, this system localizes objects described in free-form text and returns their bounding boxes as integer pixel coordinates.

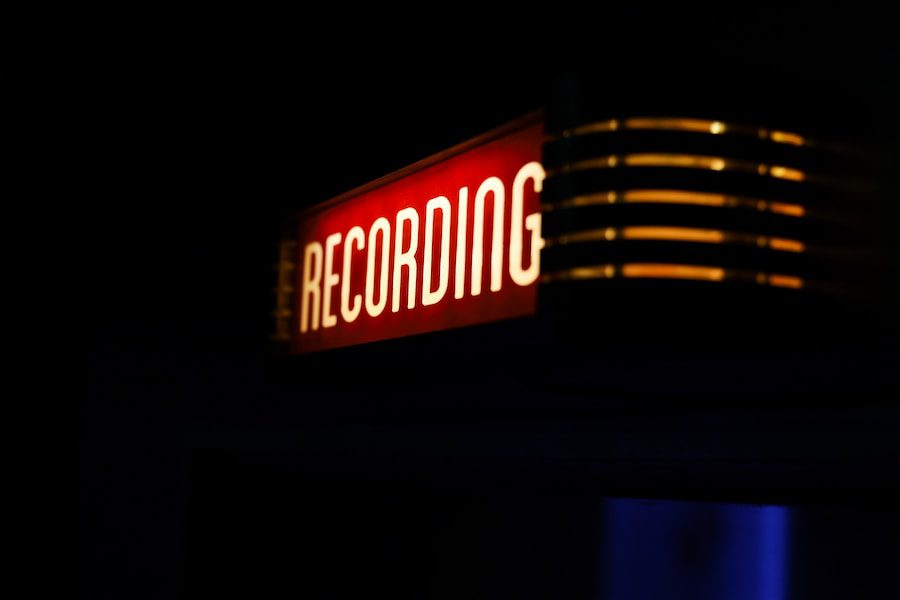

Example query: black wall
[86,10,899,599]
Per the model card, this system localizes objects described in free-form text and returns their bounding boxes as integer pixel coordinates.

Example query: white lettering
[422,196,451,306]
[321,233,342,328]
[454,187,468,300]
[392,207,419,312]
[365,217,390,317]
[299,241,323,332]
[299,160,543,336]
[471,177,505,296]
[510,161,545,286]
[341,226,365,323]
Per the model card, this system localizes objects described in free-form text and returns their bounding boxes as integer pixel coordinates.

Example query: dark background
[85,10,899,599]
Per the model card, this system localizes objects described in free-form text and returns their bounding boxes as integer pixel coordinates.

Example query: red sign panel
[291,119,544,354]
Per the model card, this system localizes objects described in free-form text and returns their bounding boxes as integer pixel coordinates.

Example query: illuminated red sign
[291,118,543,353]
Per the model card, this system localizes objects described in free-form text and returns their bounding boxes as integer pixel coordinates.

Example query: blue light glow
[602,499,789,600]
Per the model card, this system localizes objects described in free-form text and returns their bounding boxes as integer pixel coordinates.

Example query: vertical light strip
[759,506,790,600]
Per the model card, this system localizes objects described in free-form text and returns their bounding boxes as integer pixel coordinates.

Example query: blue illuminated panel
[602,499,789,600]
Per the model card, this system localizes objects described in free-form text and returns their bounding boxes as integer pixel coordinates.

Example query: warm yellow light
[542,263,806,289]
[543,191,806,218]
[570,120,618,137]
[768,274,804,288]
[768,238,806,253]
[623,190,727,207]
[769,202,805,217]
[624,117,716,134]
[543,263,726,283]
[770,130,806,146]
[624,154,725,169]
[558,265,617,280]
[550,118,808,148]
[769,165,806,181]
[550,227,724,246]
[550,229,616,246]
[546,226,805,253]
[622,263,725,281]
[550,154,807,183]
[557,156,617,173]
[622,226,725,243]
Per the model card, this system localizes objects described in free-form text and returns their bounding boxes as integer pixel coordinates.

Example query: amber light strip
[542,189,807,217]
[769,130,805,146]
[768,238,806,253]
[564,120,620,136]
[540,263,724,282]
[623,226,725,243]
[271,240,298,342]
[768,202,805,217]
[767,274,804,288]
[541,263,805,289]
[625,117,727,135]
[550,117,807,147]
[550,153,806,182]
[623,263,725,281]
[625,189,727,207]
[546,226,806,253]
[625,154,730,170]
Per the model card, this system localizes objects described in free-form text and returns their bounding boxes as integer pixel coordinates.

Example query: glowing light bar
[768,238,806,253]
[769,202,805,217]
[625,117,727,135]
[769,130,806,146]
[547,227,805,253]
[552,154,806,182]
[623,263,725,281]
[768,165,805,181]
[624,154,728,170]
[541,263,806,289]
[622,226,725,243]
[563,119,620,137]
[624,190,728,207]
[542,189,807,217]
[551,117,807,147]
[767,274,804,288]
